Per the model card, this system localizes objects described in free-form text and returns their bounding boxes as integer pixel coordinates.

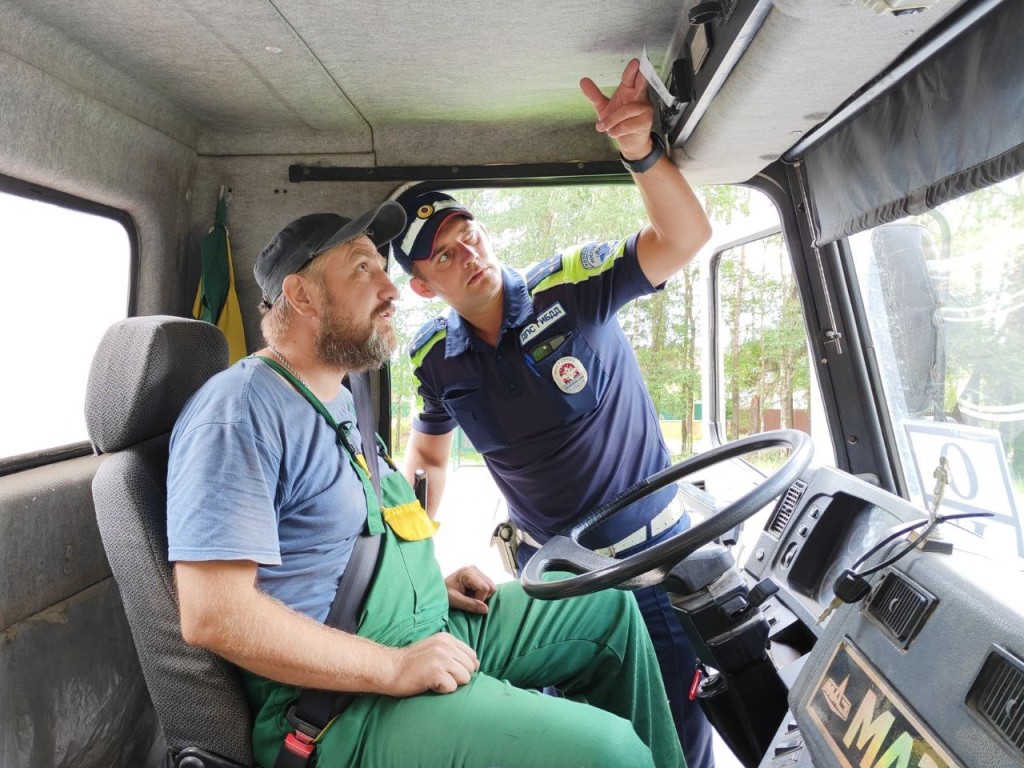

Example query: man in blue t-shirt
[166,202,684,768]
[398,59,715,768]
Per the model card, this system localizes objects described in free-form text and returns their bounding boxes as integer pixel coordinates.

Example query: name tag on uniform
[520,302,566,346]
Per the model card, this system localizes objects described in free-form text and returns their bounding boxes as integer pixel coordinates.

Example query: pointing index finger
[619,57,642,90]
[579,76,607,110]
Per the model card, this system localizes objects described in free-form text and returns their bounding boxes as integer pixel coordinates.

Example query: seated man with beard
[165,203,685,768]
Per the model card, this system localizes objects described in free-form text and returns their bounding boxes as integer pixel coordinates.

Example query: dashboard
[737,466,1024,767]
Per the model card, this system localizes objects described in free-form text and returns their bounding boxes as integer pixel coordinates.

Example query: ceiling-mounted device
[664,0,773,146]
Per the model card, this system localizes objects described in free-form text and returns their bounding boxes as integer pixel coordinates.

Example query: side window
[712,220,835,471]
[0,186,133,466]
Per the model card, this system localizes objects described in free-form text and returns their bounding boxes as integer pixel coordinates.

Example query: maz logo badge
[807,642,961,768]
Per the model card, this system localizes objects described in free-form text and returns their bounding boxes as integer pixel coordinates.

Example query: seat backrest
[85,315,253,767]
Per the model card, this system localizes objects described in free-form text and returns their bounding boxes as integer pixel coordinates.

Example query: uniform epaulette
[409,316,447,359]
[526,255,563,293]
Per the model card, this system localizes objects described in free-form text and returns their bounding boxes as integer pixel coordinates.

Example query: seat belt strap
[349,372,384,508]
[271,370,384,768]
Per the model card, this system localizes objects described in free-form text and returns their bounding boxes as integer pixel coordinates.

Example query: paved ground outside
[430,465,744,768]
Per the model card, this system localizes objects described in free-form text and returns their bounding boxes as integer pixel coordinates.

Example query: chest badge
[552,356,588,394]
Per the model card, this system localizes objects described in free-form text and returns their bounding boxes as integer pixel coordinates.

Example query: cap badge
[417,204,435,219]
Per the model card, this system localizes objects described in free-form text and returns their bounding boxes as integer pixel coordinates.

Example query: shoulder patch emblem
[579,242,613,270]
[409,316,447,356]
[526,255,563,292]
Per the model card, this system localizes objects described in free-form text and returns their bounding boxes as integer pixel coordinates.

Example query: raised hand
[579,58,655,160]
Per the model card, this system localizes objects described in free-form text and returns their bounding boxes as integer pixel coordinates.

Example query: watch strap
[620,132,666,174]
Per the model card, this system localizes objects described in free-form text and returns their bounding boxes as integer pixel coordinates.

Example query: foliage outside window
[715,231,816,471]
[848,172,1024,561]
[0,189,131,463]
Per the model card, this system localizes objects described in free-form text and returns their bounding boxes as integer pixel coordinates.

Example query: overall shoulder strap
[260,362,385,768]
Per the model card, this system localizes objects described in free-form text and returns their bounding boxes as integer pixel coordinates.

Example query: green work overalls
[243,359,685,768]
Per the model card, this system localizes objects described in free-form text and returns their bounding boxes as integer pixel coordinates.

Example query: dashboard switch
[781,541,799,567]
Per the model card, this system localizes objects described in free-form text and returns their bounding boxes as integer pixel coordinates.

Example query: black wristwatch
[620,132,666,174]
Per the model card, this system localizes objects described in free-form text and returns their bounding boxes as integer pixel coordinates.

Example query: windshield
[848,173,1024,562]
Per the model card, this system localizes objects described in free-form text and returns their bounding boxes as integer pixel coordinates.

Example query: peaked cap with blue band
[393,191,474,274]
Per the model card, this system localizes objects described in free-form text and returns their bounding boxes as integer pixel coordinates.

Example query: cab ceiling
[0,0,967,185]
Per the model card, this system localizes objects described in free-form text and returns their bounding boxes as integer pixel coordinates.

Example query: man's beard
[314,294,396,372]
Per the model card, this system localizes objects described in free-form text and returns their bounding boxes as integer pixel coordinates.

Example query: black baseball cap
[254,201,406,303]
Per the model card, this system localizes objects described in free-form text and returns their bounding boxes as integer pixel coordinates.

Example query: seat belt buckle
[275,704,319,768]
[491,521,520,577]
[284,731,316,759]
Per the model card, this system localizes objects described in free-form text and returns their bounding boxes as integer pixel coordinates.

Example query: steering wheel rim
[520,429,813,599]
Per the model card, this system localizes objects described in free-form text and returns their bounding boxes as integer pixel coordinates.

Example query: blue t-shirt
[409,235,675,547]
[167,357,376,623]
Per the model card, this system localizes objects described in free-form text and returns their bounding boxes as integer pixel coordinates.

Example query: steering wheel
[521,429,813,599]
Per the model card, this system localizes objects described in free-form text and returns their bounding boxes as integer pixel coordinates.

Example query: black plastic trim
[865,569,935,649]
[967,645,1024,758]
[290,161,627,185]
[0,442,95,478]
[776,162,895,489]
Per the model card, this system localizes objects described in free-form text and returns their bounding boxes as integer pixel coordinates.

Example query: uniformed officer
[398,58,716,768]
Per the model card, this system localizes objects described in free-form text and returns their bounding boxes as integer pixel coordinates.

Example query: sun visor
[798,0,1024,246]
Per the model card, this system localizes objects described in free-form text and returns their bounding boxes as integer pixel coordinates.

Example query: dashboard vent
[866,570,934,648]
[970,648,1024,758]
[766,479,807,538]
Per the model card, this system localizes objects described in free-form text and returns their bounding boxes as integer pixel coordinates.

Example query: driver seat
[85,315,252,768]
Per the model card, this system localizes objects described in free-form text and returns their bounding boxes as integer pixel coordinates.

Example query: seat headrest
[85,316,229,453]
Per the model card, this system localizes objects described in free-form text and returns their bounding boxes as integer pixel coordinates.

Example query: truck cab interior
[1,1,1022,767]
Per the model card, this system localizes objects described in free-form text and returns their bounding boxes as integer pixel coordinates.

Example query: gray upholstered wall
[0,9,195,766]
[0,2,199,318]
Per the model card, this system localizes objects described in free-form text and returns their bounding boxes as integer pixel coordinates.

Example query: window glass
[0,189,131,461]
[848,173,1024,563]
[714,221,835,474]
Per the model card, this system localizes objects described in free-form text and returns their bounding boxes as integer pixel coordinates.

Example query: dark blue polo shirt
[409,234,676,547]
